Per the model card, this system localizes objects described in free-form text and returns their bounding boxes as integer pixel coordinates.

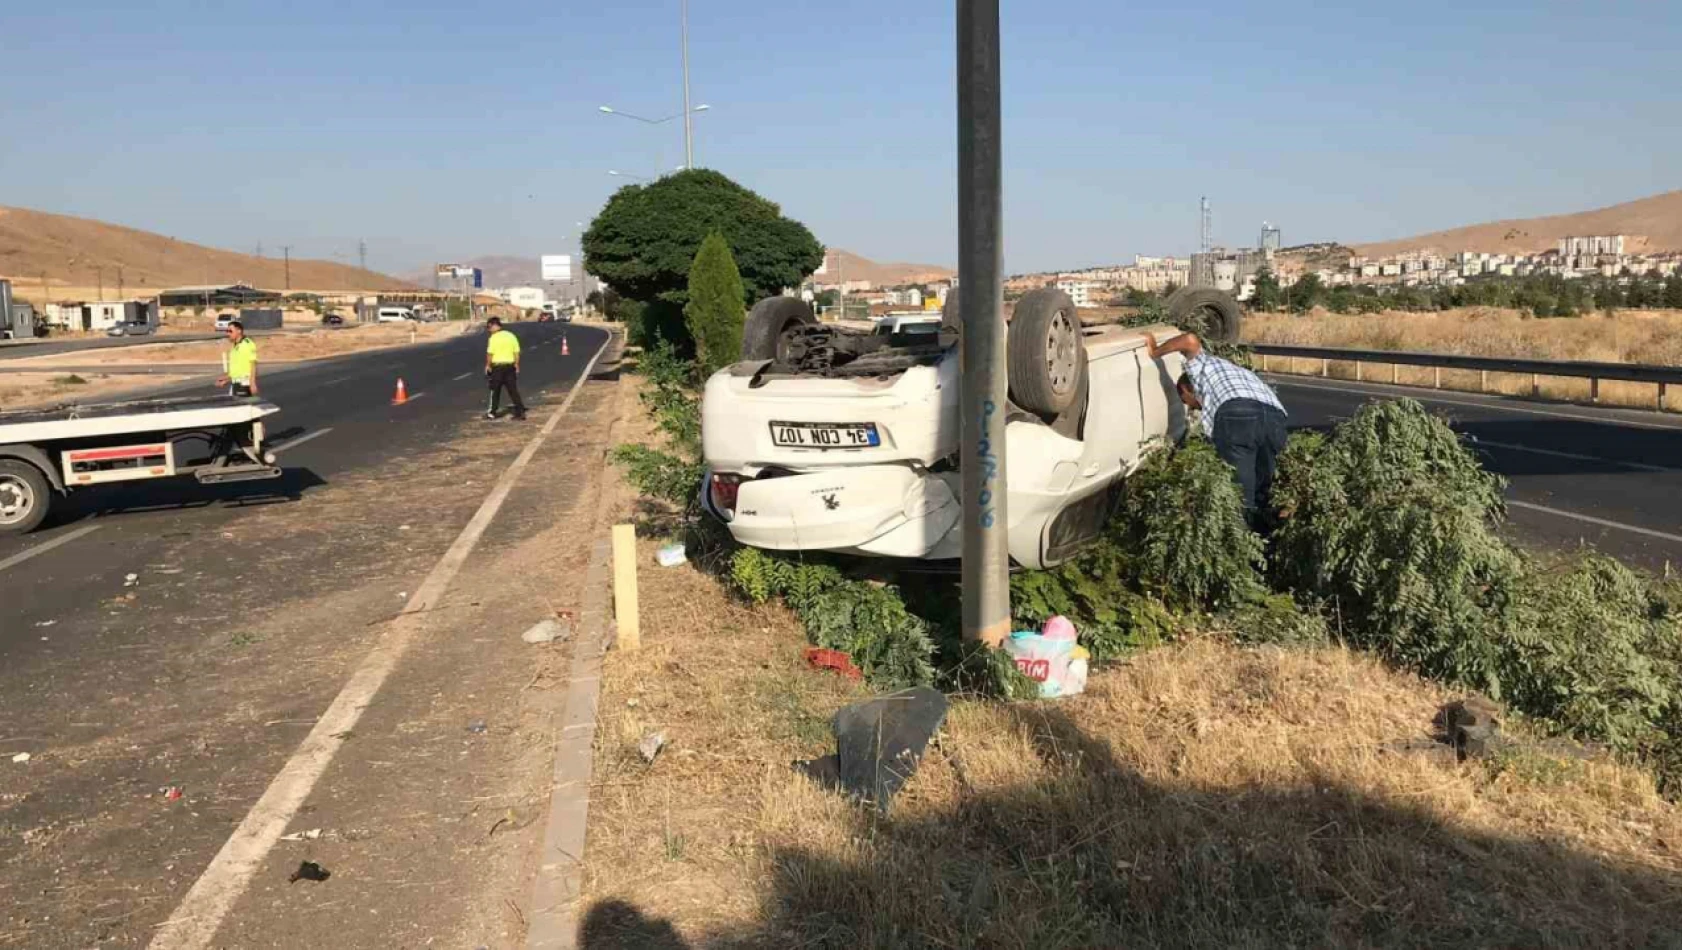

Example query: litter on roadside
[656,543,687,567]
[289,861,331,883]
[466,719,487,734]
[638,730,667,764]
[796,686,948,813]
[279,828,324,842]
[804,646,862,680]
[521,618,572,645]
[161,786,183,801]
[1003,615,1089,698]
[11,752,30,764]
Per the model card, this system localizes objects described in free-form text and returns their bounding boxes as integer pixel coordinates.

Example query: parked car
[536,312,555,323]
[872,313,942,337]
[214,313,237,332]
[106,322,157,337]
[698,289,1213,570]
[376,307,418,323]
[321,312,346,326]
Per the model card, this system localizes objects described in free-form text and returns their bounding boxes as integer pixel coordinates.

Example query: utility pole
[282,246,292,291]
[96,266,104,302]
[957,0,1009,648]
[117,266,124,301]
[681,0,694,169]
[359,239,367,273]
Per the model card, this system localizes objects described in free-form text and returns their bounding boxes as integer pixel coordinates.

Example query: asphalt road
[1271,374,1682,572]
[0,319,612,947]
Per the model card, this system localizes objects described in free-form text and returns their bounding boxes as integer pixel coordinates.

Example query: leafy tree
[814,289,839,309]
[684,232,746,374]
[1250,267,1283,311]
[586,286,622,317]
[583,169,823,311]
[1665,274,1682,309]
[1287,273,1323,313]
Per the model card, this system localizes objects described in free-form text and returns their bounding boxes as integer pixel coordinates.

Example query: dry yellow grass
[1245,307,1682,412]
[10,322,468,368]
[577,381,1682,949]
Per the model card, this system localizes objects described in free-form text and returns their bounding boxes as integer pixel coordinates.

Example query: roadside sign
[541,255,572,281]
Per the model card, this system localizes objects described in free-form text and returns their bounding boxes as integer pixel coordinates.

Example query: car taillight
[710,472,743,518]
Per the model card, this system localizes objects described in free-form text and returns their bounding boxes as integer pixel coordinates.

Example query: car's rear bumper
[704,465,962,560]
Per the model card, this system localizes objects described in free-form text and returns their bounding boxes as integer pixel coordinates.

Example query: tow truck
[0,394,284,535]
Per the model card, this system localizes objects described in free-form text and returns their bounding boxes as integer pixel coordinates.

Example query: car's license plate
[769,421,880,449]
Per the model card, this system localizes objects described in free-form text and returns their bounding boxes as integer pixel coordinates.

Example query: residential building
[1054,279,1099,308]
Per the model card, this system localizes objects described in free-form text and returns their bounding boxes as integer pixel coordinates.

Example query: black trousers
[1211,398,1289,531]
[487,364,525,415]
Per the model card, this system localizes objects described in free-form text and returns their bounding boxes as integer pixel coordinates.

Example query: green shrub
[1270,400,1522,690]
[608,444,702,507]
[683,232,746,374]
[730,548,937,691]
[609,341,704,506]
[1112,438,1267,612]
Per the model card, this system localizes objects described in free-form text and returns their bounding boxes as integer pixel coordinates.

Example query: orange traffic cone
[392,378,409,405]
[561,334,571,356]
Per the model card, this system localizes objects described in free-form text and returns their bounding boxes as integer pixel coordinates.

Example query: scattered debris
[289,861,331,883]
[161,786,183,802]
[626,698,640,708]
[1002,618,1089,698]
[797,686,948,812]
[803,646,863,680]
[11,752,31,764]
[638,730,667,764]
[124,573,139,587]
[399,524,411,531]
[279,828,323,842]
[467,719,488,734]
[656,543,687,567]
[1437,697,1508,760]
[397,591,408,600]
[34,620,55,628]
[521,618,573,645]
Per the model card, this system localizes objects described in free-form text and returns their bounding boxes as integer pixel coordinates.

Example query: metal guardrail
[1250,343,1682,411]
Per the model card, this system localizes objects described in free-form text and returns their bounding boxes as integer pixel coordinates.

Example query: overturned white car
[699,287,1237,569]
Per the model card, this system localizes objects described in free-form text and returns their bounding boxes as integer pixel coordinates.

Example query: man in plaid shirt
[1147,331,1288,531]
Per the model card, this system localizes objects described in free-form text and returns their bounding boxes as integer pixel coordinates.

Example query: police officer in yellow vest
[217,320,259,397]
[483,317,526,420]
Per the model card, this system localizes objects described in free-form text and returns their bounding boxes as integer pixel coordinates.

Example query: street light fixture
[607,170,650,183]
[597,102,711,168]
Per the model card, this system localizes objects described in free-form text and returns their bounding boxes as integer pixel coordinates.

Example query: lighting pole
[576,221,586,313]
[681,0,693,170]
[957,0,1009,648]
[607,170,650,183]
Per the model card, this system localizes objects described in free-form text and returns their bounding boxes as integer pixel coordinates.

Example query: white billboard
[541,254,572,281]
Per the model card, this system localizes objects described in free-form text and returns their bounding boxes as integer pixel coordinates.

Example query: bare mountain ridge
[1355,189,1682,258]
[0,206,414,297]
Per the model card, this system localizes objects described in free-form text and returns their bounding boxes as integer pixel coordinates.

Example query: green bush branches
[730,548,937,691]
[609,341,702,506]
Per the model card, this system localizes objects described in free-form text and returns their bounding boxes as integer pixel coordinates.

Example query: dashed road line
[1508,499,1682,544]
[270,428,334,453]
[0,524,103,574]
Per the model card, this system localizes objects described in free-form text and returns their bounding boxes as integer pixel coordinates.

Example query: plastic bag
[1004,616,1088,698]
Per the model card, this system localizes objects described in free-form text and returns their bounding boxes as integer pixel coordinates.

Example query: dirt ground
[10,322,470,369]
[575,381,1682,948]
[1244,307,1682,412]
[0,372,198,411]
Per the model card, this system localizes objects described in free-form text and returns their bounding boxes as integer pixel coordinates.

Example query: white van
[376,307,418,323]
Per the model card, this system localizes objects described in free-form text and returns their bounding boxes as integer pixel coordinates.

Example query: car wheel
[741,297,817,362]
[0,460,51,535]
[1007,288,1086,417]
[1165,287,1242,342]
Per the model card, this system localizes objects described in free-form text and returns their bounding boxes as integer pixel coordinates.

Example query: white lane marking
[1507,499,1682,545]
[452,372,474,381]
[269,428,334,454]
[1268,376,1682,432]
[319,375,353,386]
[1471,439,1674,474]
[394,392,426,403]
[148,334,612,950]
[0,524,103,574]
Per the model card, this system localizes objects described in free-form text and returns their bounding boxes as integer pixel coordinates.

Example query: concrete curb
[525,329,627,950]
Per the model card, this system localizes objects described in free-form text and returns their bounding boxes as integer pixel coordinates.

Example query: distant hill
[0,206,414,300]
[820,249,954,288]
[1355,190,1682,258]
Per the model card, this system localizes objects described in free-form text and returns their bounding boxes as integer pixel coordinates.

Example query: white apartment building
[1054,279,1099,308]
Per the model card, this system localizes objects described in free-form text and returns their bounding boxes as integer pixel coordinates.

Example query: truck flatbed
[0,394,286,535]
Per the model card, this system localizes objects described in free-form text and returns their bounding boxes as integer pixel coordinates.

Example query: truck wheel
[741,297,817,362]
[1008,288,1086,417]
[1165,287,1242,342]
[0,459,51,535]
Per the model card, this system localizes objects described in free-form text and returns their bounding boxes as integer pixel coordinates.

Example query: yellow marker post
[611,523,641,651]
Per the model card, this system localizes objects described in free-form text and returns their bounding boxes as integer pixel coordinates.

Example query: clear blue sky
[2,1,1677,276]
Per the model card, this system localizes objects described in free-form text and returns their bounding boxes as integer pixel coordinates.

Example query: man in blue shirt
[1147,331,1288,531]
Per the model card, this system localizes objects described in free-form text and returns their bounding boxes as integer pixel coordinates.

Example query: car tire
[0,459,51,536]
[1007,288,1086,417]
[741,297,817,362]
[1165,287,1242,342]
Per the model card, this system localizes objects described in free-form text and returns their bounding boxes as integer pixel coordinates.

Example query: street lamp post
[681,0,693,170]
